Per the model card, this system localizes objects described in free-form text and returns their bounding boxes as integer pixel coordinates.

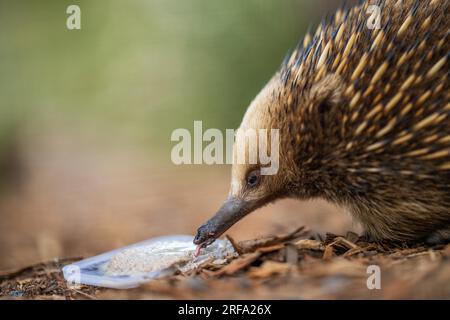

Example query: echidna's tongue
[194,244,203,257]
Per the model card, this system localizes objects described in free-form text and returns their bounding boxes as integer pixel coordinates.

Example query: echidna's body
[194,0,450,248]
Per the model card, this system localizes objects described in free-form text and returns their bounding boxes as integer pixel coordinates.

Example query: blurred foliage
[0,0,337,156]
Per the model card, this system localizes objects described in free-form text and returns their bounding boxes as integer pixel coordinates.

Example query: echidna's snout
[193,197,250,246]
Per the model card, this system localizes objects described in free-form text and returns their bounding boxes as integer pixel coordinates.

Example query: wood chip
[226,235,243,255]
[212,252,261,276]
[285,244,299,265]
[257,244,285,253]
[237,226,308,253]
[295,239,324,251]
[333,236,360,250]
[323,245,334,260]
[346,231,360,243]
[443,244,450,257]
[248,261,291,278]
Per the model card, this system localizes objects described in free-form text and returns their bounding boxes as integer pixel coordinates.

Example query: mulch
[0,258,101,300]
[1,227,449,299]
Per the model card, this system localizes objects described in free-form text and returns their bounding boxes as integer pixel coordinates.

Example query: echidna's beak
[193,197,250,248]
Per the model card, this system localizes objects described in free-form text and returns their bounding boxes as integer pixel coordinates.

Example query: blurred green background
[0,0,340,159]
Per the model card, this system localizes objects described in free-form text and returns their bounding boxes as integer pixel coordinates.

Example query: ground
[1,228,449,299]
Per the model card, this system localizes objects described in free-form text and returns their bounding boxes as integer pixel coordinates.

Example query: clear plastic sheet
[62,235,235,289]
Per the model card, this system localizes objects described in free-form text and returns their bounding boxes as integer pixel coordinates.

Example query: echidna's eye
[246,169,261,188]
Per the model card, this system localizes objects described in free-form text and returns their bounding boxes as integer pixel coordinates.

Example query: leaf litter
[1,226,450,299]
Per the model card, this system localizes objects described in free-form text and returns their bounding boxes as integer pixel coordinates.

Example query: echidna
[194,0,450,249]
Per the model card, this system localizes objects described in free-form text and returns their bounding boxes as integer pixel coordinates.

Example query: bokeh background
[0,0,359,270]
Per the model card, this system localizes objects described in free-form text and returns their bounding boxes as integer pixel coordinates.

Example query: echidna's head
[194,75,295,248]
[194,60,344,248]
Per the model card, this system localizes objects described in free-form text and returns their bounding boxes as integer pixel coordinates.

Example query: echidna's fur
[194,0,450,247]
